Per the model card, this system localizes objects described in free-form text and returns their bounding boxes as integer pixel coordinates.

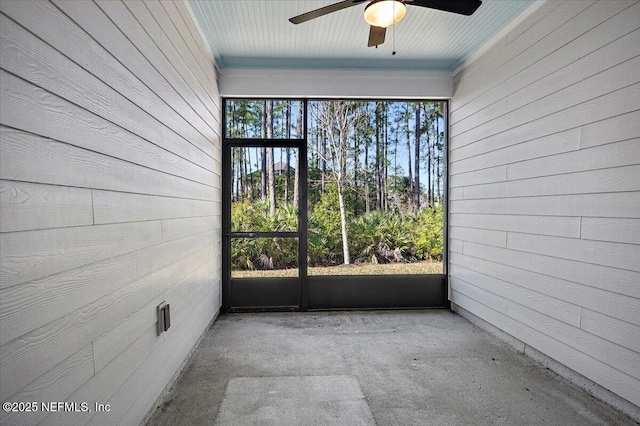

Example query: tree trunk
[393,105,399,206]
[266,101,276,216]
[364,130,370,214]
[353,129,360,216]
[338,187,350,265]
[405,103,413,209]
[383,104,389,211]
[238,148,242,201]
[260,103,267,201]
[321,127,327,193]
[426,105,433,206]
[231,148,236,201]
[311,101,363,266]
[435,110,441,203]
[247,148,255,200]
[294,103,302,206]
[375,102,382,210]
[414,102,421,210]
[285,102,291,204]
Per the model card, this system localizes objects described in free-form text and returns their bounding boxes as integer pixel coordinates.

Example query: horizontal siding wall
[0,0,221,425]
[449,0,640,409]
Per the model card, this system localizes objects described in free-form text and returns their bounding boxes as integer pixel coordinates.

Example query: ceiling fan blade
[368,25,386,47]
[289,0,368,24]
[409,0,482,16]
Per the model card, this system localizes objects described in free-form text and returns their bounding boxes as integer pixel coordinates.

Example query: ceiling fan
[289,0,482,47]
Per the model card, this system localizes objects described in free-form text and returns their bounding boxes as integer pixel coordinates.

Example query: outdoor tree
[310,101,365,265]
[227,99,446,272]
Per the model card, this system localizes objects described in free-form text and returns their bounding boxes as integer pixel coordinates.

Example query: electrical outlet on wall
[157,302,171,335]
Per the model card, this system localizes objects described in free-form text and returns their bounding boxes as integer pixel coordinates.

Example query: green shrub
[308,185,346,264]
[230,196,443,268]
[413,205,443,260]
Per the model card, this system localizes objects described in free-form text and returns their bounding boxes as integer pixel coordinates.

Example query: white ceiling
[187,0,535,71]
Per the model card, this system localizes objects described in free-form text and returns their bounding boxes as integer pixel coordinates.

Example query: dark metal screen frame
[222,98,449,313]
[222,98,308,312]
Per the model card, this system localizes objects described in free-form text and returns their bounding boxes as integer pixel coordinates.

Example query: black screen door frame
[222,99,308,312]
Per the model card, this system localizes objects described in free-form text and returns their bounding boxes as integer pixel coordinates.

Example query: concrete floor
[146,310,637,425]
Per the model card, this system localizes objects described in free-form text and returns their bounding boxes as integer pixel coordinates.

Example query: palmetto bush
[231,200,297,232]
[231,237,298,271]
[231,200,298,270]
[349,211,414,263]
[230,199,443,269]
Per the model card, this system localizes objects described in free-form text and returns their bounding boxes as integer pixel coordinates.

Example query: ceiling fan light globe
[364,0,406,28]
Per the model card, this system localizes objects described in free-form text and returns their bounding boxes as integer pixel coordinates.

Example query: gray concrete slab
[146,311,637,426]
[215,376,375,426]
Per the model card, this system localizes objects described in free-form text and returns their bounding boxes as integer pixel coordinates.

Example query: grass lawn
[231,260,443,278]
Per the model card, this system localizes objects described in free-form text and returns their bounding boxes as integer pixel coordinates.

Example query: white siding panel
[450,192,640,218]
[449,226,507,248]
[451,0,597,113]
[0,181,93,233]
[0,53,213,184]
[507,232,640,272]
[450,276,508,314]
[52,0,217,154]
[0,221,162,289]
[450,263,582,328]
[451,251,640,326]
[451,0,636,120]
[142,0,218,119]
[449,213,581,238]
[96,289,218,426]
[451,293,640,408]
[450,0,640,404]
[580,308,640,353]
[41,323,161,426]
[0,0,221,422]
[0,126,214,201]
[0,231,213,350]
[450,128,581,176]
[449,239,464,254]
[43,283,216,426]
[449,165,507,188]
[450,83,640,162]
[0,12,215,173]
[449,186,464,201]
[462,242,640,300]
[581,110,640,149]
[0,345,94,426]
[501,29,640,115]
[463,165,640,200]
[91,249,215,372]
[581,217,640,245]
[161,215,219,242]
[0,235,215,401]
[506,302,640,379]
[452,19,640,136]
[93,190,217,224]
[506,138,640,181]
[160,0,219,93]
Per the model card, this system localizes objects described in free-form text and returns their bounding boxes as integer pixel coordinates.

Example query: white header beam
[219,68,452,99]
